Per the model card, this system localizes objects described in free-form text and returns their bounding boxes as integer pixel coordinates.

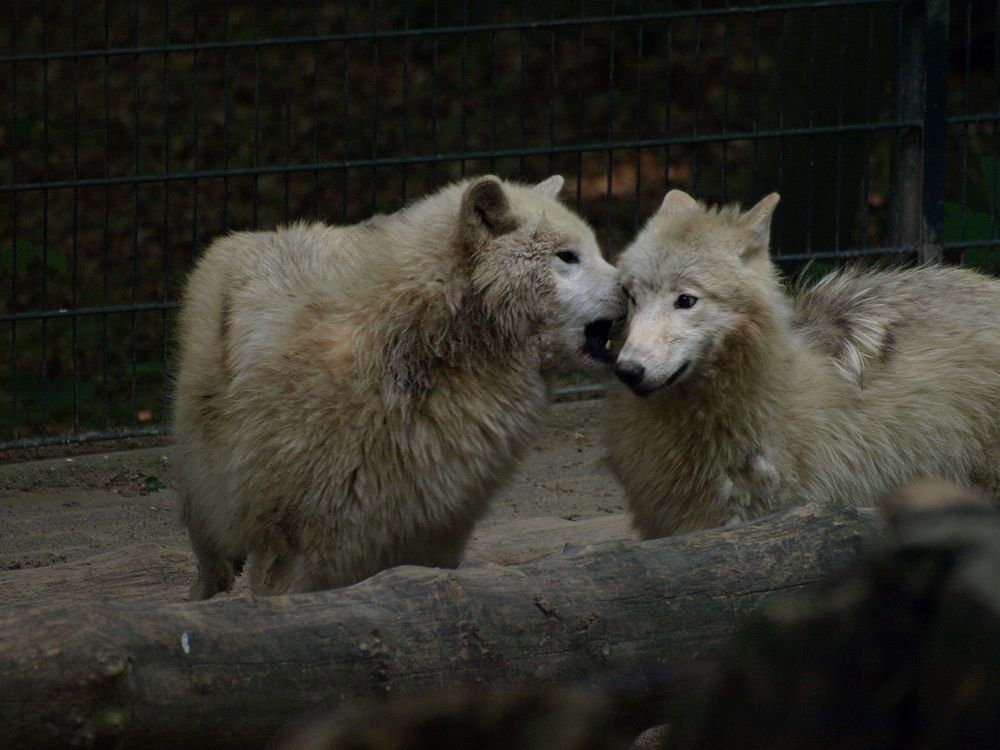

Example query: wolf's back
[792,265,1000,388]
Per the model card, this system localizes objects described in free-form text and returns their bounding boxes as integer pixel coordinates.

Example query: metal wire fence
[0,0,996,450]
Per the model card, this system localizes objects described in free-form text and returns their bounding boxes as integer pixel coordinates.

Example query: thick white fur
[607,190,1000,538]
[174,176,623,597]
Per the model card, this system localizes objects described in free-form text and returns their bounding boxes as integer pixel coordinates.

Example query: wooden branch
[0,504,883,749]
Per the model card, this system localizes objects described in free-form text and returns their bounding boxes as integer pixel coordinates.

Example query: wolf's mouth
[665,360,690,387]
[583,319,615,364]
[632,360,690,397]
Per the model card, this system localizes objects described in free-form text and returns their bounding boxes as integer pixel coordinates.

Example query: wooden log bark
[673,486,1000,749]
[0,503,883,749]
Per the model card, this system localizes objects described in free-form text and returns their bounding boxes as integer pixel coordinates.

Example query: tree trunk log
[0,503,883,749]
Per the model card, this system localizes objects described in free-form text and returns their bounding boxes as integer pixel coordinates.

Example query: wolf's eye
[675,294,698,309]
[555,250,579,264]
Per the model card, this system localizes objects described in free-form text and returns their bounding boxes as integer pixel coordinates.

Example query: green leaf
[980,156,998,204]
[944,201,995,243]
[142,476,167,493]
[962,246,992,270]
[0,240,68,276]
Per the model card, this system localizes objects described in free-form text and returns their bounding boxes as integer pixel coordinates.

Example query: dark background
[1,0,996,448]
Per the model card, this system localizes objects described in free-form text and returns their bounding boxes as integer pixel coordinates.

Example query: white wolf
[174,175,624,598]
[606,189,1000,538]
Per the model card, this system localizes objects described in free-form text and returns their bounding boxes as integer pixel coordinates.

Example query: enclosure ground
[0,400,632,605]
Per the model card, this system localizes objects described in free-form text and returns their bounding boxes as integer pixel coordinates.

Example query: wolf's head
[458,175,625,373]
[613,189,781,397]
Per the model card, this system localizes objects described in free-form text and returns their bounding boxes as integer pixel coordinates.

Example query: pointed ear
[533,175,564,200]
[740,192,780,260]
[658,189,700,216]
[461,176,519,244]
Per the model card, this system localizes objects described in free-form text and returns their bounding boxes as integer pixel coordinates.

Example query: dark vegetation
[0,0,996,444]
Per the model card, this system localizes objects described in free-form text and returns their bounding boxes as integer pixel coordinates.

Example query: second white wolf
[607,189,1000,537]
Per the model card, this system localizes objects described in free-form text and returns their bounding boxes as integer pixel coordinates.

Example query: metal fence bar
[251,3,261,229]
[311,0,321,219]
[160,0,172,434]
[548,0,557,180]
[605,1,617,252]
[128,1,138,432]
[430,0,439,186]
[574,0,584,209]
[956,1,972,253]
[284,2,293,223]
[40,1,51,439]
[365,3,379,211]
[948,113,1000,127]
[102,1,112,433]
[489,0,498,175]
[0,0,906,66]
[991,2,1000,269]
[920,0,949,258]
[690,0,702,194]
[720,10,730,201]
[775,8,788,255]
[71,0,80,436]
[633,0,644,232]
[8,3,19,442]
[1,302,182,324]
[896,0,948,263]
[0,122,922,195]
[0,426,170,452]
[833,6,847,253]
[860,4,876,252]
[946,239,1000,252]
[804,7,817,256]
[750,0,761,198]
[191,3,202,258]
[519,0,528,180]
[221,0,231,230]
[896,0,927,260]
[341,1,351,222]
[400,0,410,201]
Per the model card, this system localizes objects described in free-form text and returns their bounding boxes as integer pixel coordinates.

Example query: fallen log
[0,503,883,749]
[674,483,1000,749]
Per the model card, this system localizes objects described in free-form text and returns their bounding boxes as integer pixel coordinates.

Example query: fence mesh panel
[0,0,996,449]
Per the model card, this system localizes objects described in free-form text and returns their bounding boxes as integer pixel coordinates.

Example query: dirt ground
[0,400,633,606]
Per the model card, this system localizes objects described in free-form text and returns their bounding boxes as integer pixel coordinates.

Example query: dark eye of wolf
[556,250,579,264]
[676,294,698,309]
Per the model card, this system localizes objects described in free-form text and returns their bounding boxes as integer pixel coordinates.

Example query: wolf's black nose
[615,360,645,388]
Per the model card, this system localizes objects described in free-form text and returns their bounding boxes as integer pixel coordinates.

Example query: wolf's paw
[188,566,235,601]
[749,454,780,491]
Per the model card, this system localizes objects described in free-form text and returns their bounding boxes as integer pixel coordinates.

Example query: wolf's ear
[658,189,700,216]
[533,175,564,200]
[740,192,781,260]
[461,176,519,244]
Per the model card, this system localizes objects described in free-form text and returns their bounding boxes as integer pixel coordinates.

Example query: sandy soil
[0,400,634,606]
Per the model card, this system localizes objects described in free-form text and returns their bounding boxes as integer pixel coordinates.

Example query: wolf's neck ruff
[353,206,547,410]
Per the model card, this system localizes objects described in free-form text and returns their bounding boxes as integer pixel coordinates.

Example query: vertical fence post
[921,0,949,262]
[898,0,949,264]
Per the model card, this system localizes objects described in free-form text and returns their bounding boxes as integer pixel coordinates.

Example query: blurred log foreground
[0,504,882,749]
